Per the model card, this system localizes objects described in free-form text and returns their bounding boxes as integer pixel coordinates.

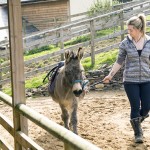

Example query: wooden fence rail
[0,91,101,150]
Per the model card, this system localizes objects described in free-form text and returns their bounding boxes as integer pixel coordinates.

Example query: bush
[24,45,56,56]
[0,58,4,64]
[88,0,112,16]
[64,35,90,46]
[88,0,121,16]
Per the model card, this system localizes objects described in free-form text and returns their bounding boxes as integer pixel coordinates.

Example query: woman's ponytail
[138,13,146,35]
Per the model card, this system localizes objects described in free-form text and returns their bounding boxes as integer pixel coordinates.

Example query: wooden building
[0,0,70,34]
[22,0,70,31]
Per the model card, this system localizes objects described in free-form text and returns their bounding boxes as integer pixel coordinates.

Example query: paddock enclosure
[0,0,150,149]
[0,90,150,150]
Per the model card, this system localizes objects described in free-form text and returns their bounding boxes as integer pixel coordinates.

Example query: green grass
[64,36,90,46]
[0,58,4,63]
[3,73,47,95]
[96,27,120,37]
[24,45,56,55]
[25,73,47,89]
[146,15,150,21]
[24,46,59,61]
[146,26,150,33]
[82,49,118,71]
[64,27,117,47]
[3,86,12,96]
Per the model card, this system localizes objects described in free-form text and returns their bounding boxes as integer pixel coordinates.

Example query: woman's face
[127,25,140,39]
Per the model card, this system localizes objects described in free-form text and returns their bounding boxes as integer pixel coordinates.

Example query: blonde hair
[126,13,146,35]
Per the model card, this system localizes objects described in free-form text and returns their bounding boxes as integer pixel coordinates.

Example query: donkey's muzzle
[73,90,83,97]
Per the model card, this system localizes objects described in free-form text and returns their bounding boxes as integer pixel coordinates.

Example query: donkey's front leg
[60,105,69,130]
[70,99,78,134]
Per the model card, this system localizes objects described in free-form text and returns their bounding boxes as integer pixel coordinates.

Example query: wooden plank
[124,4,150,20]
[0,91,12,107]
[113,0,149,9]
[24,26,90,50]
[83,42,120,58]
[0,113,14,136]
[0,63,2,91]
[15,103,101,150]
[90,20,95,65]
[96,19,120,29]
[16,131,44,150]
[24,63,57,77]
[0,26,8,30]
[95,30,127,43]
[94,43,120,55]
[0,66,10,74]
[0,53,9,59]
[8,0,28,150]
[0,112,43,150]
[0,136,13,150]
[0,78,10,85]
[120,8,124,41]
[59,29,65,60]
[2,73,10,80]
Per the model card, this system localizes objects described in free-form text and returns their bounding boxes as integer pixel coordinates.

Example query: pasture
[0,90,150,149]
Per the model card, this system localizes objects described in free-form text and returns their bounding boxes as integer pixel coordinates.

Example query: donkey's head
[64,47,85,97]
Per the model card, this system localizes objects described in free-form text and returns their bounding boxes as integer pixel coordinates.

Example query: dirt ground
[0,90,150,150]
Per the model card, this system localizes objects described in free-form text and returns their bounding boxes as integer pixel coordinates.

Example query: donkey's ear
[65,50,71,62]
[77,47,84,60]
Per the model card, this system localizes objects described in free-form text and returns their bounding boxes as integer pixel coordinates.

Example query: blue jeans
[124,82,150,119]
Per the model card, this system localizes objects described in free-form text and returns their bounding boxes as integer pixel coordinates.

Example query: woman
[103,13,150,143]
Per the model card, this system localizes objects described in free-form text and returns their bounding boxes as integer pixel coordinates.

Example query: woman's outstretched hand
[102,75,112,83]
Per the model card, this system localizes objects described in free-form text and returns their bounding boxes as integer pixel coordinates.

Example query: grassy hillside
[3,47,118,95]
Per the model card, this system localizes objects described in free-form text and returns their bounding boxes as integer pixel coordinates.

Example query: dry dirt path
[0,90,150,150]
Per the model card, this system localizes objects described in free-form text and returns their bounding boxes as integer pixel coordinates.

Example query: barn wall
[22,0,69,31]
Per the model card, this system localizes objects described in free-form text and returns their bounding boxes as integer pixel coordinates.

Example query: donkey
[48,47,88,134]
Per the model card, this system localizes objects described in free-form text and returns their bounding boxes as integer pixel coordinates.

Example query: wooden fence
[0,1,102,149]
[0,91,101,150]
[1,0,150,87]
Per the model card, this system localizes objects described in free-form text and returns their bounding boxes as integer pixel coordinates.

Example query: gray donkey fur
[48,47,88,134]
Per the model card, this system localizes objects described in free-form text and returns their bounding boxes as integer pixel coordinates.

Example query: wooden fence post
[0,63,2,91]
[114,5,124,41]
[120,8,124,41]
[90,20,95,66]
[8,0,28,150]
[60,28,64,61]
